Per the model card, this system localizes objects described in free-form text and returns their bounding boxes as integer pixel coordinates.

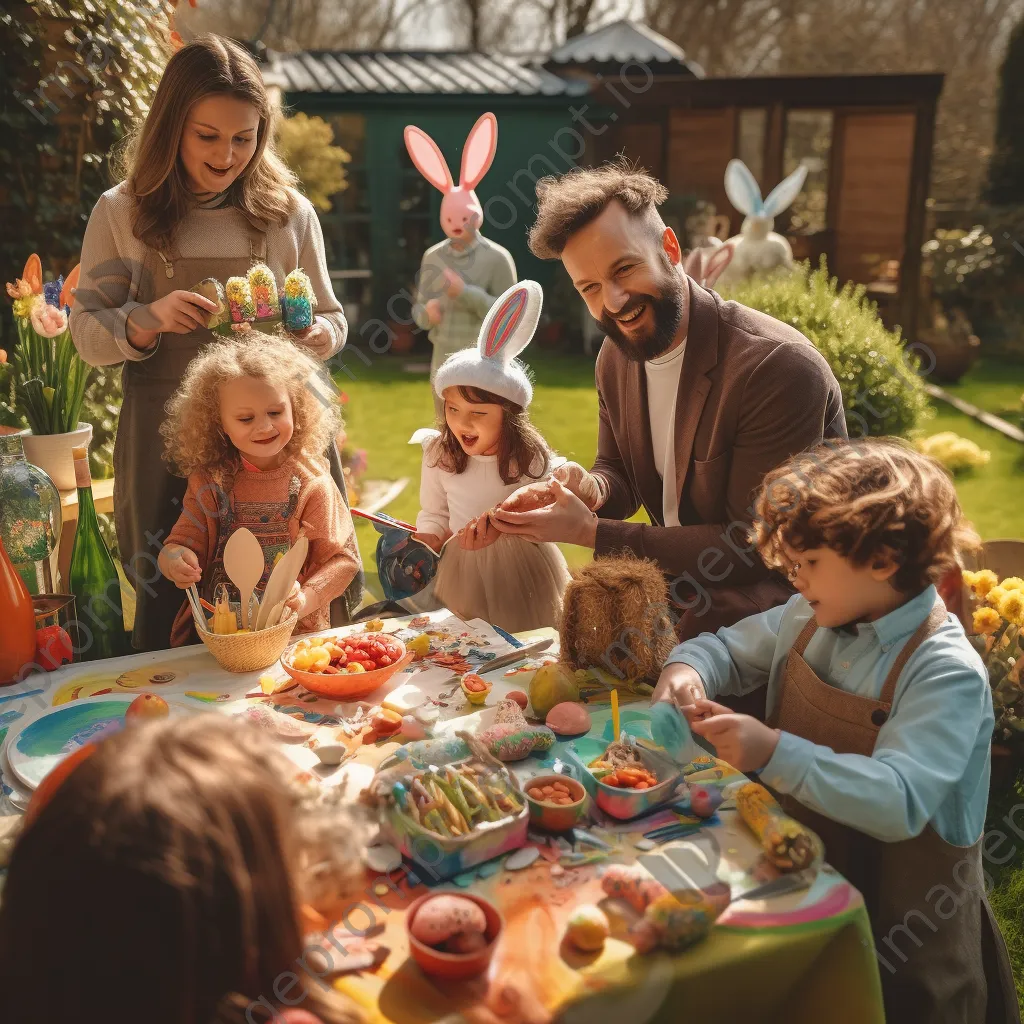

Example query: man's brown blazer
[592,276,848,641]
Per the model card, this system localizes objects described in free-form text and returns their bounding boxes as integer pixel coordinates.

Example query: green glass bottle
[68,445,131,662]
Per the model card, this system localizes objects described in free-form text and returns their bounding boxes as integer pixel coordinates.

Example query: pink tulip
[30,297,68,338]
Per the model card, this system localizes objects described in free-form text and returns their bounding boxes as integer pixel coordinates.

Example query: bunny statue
[406,112,517,417]
[714,159,808,287]
[682,238,736,291]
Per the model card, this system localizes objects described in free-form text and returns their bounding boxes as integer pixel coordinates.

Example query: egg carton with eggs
[192,263,316,338]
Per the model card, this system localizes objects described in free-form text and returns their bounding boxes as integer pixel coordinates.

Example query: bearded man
[492,160,847,654]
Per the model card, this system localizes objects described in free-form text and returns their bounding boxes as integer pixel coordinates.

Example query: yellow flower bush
[963,568,999,599]
[974,607,1003,635]
[915,431,991,474]
[999,591,1024,627]
[1001,577,1024,592]
[987,586,1010,610]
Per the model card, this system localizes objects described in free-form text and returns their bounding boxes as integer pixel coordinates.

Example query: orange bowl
[405,892,503,981]
[524,774,588,832]
[280,633,412,701]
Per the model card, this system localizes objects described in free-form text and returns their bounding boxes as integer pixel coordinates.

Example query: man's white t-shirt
[644,339,686,528]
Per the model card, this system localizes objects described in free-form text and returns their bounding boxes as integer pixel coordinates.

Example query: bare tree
[175,0,424,50]
[642,0,1024,203]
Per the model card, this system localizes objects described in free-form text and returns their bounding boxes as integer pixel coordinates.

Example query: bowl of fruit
[281,632,412,700]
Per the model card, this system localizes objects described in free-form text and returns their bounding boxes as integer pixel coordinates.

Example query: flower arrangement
[915,431,991,474]
[5,254,90,435]
[962,570,1024,766]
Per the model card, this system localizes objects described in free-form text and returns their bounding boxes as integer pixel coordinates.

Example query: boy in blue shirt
[654,438,1018,1024]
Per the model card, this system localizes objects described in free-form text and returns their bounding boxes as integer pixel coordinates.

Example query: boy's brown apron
[768,599,1019,1024]
[113,215,362,652]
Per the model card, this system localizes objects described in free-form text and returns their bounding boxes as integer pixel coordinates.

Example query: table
[51,477,115,590]
[0,611,884,1024]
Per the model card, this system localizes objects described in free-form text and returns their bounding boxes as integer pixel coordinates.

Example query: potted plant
[6,255,92,490]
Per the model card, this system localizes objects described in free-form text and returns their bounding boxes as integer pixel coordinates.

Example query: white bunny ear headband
[432,280,542,407]
[724,159,808,219]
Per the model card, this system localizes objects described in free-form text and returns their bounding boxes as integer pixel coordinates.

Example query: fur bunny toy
[407,112,518,413]
[715,159,808,287]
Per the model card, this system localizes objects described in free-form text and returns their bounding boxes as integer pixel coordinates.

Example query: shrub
[718,261,931,438]
[915,431,990,474]
[275,113,350,213]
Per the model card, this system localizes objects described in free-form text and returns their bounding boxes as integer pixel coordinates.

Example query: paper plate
[5,695,189,791]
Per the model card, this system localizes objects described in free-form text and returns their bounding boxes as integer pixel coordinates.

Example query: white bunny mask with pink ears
[432,280,542,407]
[404,112,498,242]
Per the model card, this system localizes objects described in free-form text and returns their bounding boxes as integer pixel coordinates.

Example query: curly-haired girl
[0,715,368,1024]
[157,334,359,646]
[654,438,1019,1023]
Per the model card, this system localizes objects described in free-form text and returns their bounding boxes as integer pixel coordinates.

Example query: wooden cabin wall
[666,109,736,224]
[832,111,916,285]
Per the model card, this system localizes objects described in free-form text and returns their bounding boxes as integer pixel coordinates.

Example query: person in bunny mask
[406,113,517,418]
[410,281,571,633]
[491,159,848,683]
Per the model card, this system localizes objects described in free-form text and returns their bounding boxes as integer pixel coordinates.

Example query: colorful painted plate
[5,695,189,791]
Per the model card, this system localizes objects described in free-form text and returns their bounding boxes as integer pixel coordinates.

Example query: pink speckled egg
[507,690,529,710]
[545,702,591,736]
[408,894,487,948]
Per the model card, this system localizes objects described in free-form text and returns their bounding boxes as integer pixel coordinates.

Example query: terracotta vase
[0,532,37,685]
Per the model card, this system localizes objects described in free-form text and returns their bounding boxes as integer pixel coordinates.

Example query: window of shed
[737,108,767,188]
[783,110,833,235]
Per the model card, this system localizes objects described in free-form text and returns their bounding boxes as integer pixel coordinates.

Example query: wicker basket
[199,613,298,673]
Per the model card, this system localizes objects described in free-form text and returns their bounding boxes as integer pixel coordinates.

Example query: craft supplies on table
[0,610,884,1024]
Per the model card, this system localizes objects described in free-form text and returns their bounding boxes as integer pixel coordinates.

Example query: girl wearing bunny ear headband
[410,281,575,632]
[406,112,518,418]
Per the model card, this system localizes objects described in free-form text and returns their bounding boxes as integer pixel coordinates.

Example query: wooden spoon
[256,535,309,630]
[222,528,265,630]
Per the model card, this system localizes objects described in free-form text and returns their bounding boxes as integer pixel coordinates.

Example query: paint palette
[5,695,190,791]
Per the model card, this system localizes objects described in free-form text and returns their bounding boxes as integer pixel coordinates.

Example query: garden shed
[266,18,942,342]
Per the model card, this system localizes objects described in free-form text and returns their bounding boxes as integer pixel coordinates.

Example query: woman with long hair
[70,35,362,652]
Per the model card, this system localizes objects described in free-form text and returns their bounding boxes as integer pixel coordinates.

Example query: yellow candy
[566,905,609,952]
[310,648,331,670]
[291,649,314,672]
[364,618,385,632]
[408,634,430,656]
[346,663,366,674]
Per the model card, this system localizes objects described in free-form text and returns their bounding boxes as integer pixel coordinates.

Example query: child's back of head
[0,715,363,1024]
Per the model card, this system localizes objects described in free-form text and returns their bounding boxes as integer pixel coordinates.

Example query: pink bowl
[280,633,412,701]
[405,892,503,981]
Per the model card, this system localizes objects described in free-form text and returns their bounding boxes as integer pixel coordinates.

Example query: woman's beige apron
[114,215,362,652]
[768,599,1019,1024]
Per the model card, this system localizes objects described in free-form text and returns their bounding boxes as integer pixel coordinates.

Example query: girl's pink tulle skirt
[434,534,569,633]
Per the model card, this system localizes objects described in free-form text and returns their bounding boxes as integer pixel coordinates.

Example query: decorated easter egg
[566,905,610,952]
[409,894,487,948]
[125,694,169,721]
[545,702,591,736]
[507,690,529,710]
[529,662,579,719]
[689,784,723,818]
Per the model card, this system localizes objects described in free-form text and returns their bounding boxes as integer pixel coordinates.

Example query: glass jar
[0,433,62,594]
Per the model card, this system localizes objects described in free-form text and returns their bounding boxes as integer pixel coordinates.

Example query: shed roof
[545,18,700,75]
[265,49,589,97]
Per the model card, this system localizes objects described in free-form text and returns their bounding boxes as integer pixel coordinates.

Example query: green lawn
[340,349,1024,597]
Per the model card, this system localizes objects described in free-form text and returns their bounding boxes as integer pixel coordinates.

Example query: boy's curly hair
[161,334,342,486]
[752,438,980,595]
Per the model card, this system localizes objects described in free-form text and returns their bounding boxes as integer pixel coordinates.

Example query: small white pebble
[634,839,656,851]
